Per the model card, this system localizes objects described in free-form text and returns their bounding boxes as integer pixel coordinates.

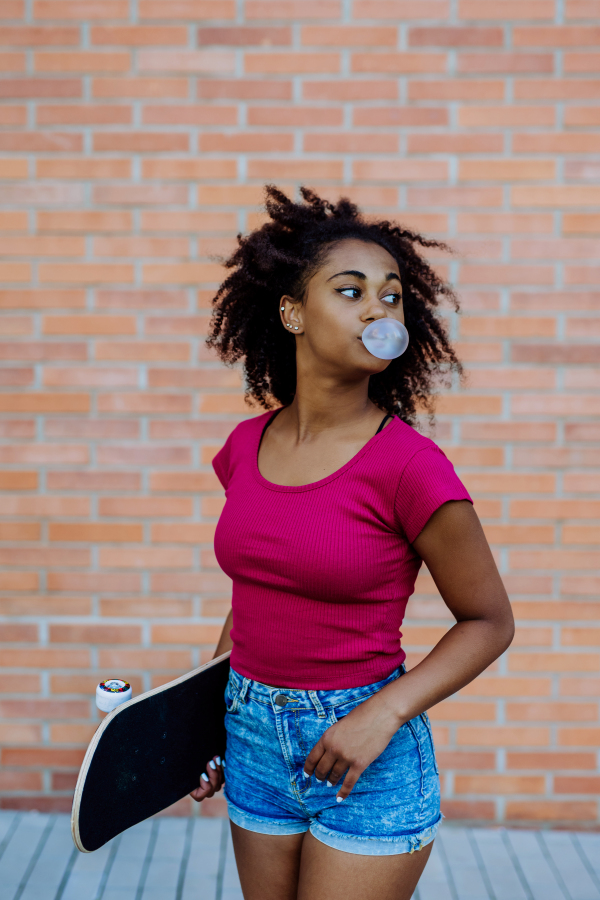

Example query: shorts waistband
[228,664,404,714]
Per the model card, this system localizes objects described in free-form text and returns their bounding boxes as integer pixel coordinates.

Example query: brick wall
[0,0,599,825]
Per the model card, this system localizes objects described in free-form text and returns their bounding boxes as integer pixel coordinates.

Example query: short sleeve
[212,432,233,490]
[394,445,473,544]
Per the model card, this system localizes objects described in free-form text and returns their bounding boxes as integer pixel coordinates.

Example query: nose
[360,293,388,323]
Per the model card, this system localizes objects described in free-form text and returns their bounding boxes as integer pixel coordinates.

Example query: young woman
[191,187,514,900]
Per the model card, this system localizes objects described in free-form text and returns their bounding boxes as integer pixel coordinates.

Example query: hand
[189,755,224,802]
[303,694,401,801]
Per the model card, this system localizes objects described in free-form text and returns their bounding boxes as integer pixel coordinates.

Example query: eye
[338,287,362,300]
[381,292,401,305]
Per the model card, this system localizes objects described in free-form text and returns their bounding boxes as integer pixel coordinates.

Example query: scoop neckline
[253,409,399,493]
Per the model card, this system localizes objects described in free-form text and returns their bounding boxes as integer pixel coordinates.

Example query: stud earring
[294,326,299,330]
[280,307,285,311]
[287,323,292,328]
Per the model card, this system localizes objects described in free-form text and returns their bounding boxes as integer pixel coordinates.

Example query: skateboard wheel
[96,678,132,712]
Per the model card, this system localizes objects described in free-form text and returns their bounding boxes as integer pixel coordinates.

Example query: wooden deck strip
[0,812,599,900]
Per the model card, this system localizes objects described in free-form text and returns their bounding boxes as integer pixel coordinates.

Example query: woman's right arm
[214,608,233,658]
[190,609,232,804]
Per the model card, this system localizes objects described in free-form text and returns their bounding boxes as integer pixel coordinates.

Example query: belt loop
[308,690,326,719]
[238,677,251,705]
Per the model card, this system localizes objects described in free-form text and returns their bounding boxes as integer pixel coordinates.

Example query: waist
[228,662,405,711]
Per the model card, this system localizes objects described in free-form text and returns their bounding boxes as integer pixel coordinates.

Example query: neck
[284,373,377,441]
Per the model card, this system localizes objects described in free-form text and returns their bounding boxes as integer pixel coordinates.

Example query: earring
[287,323,292,328]
[280,307,285,311]
[294,326,298,330]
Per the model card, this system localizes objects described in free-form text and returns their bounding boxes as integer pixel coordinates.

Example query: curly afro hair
[206,185,462,426]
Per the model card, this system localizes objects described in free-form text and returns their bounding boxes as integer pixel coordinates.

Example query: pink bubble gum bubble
[361,319,409,360]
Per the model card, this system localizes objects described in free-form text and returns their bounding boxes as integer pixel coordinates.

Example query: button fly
[274,694,288,707]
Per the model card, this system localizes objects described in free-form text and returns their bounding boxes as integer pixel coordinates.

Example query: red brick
[507,752,596,769]
[199,26,290,46]
[0,0,24,15]
[354,159,447,180]
[303,25,396,46]
[142,106,237,126]
[555,776,600,793]
[248,107,342,127]
[37,104,131,124]
[506,801,596,821]
[0,78,81,98]
[198,80,292,100]
[354,1,449,16]
[245,53,340,74]
[91,25,188,45]
[49,522,143,542]
[0,52,26,72]
[0,107,27,125]
[248,159,343,181]
[37,158,130,179]
[566,0,600,15]
[151,624,222,644]
[459,0,555,16]
[352,53,447,73]
[456,774,545,794]
[409,27,503,46]
[514,25,600,46]
[409,80,504,100]
[34,1,129,16]
[138,49,235,74]
[34,51,130,72]
[514,133,600,153]
[246,0,340,17]
[92,77,187,98]
[93,133,188,152]
[460,159,555,181]
[459,105,555,126]
[408,134,502,153]
[442,800,496,820]
[139,0,234,16]
[303,80,397,101]
[355,108,447,126]
[515,79,600,99]
[565,106,600,125]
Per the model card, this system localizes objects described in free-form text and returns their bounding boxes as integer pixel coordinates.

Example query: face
[279,239,404,378]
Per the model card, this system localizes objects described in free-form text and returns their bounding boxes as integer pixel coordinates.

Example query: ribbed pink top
[212,410,472,690]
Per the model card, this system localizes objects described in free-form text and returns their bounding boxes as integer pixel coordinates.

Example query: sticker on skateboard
[71,651,231,852]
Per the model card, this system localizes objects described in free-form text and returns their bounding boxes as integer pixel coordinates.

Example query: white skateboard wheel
[96,679,132,712]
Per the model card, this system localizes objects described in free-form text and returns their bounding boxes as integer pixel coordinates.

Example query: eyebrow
[327,270,401,283]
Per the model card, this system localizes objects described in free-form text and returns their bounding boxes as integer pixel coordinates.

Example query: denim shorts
[223,664,442,856]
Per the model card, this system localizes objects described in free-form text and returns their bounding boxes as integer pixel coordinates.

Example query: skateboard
[71,651,231,853]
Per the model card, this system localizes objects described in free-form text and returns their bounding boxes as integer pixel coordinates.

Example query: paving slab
[539,831,600,900]
[437,825,490,900]
[1,811,599,900]
[505,829,567,900]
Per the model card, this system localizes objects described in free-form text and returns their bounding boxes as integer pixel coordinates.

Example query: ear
[279,295,304,334]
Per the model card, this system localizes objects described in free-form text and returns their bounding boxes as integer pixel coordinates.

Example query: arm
[190,608,233,803]
[213,607,233,658]
[303,500,514,799]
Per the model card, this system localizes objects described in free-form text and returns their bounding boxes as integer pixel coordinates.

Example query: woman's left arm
[303,500,515,799]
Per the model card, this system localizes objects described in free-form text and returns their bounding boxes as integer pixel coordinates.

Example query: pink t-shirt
[212,410,472,690]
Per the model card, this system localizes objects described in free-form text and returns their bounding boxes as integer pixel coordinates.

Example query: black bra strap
[375,414,393,434]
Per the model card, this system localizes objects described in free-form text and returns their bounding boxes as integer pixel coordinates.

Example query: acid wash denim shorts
[223,664,442,856]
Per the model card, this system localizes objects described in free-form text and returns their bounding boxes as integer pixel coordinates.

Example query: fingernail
[336,796,344,803]
[302,770,309,779]
[209,760,216,770]
[201,773,209,782]
[326,781,333,788]
[222,759,226,767]
[215,756,221,765]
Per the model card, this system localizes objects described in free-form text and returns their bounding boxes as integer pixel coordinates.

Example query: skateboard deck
[71,651,231,852]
